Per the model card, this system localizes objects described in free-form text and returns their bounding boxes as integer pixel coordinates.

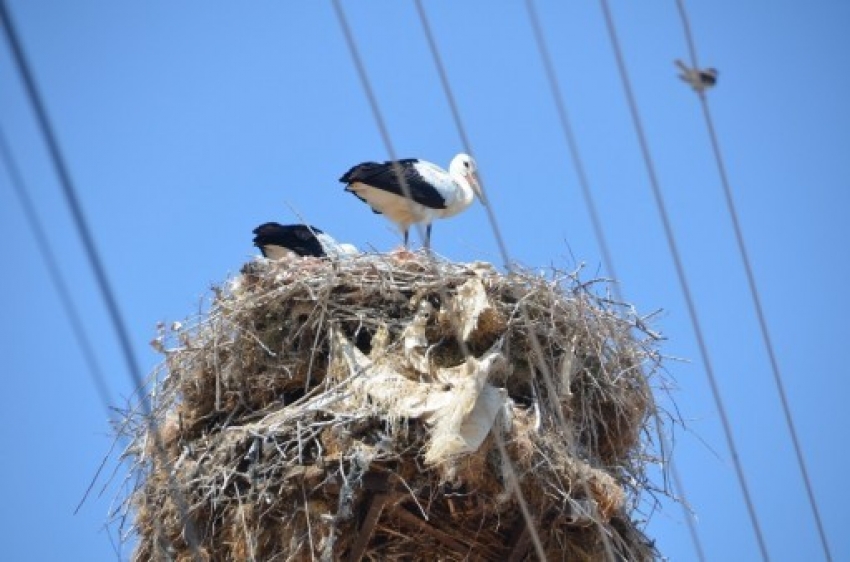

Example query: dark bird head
[699,68,719,87]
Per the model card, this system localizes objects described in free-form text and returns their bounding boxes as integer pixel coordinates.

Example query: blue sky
[1,1,848,560]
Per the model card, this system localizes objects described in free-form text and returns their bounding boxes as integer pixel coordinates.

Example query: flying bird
[675,59,718,93]
[339,153,483,249]
[252,223,357,259]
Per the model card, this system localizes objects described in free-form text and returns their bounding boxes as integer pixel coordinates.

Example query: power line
[328,0,435,250]
[329,1,552,558]
[0,1,144,410]
[1,124,130,520]
[521,2,708,559]
[596,0,771,559]
[0,2,202,558]
[522,0,621,302]
[412,3,627,560]
[673,2,833,560]
[410,0,514,270]
[0,125,115,412]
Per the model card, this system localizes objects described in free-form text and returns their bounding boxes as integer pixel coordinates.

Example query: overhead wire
[410,0,513,268]
[330,2,552,558]
[329,1,551,558]
[521,2,707,559]
[328,0,434,249]
[0,2,202,558]
[0,125,115,413]
[0,2,144,400]
[1,127,135,533]
[412,1,632,560]
[673,1,833,560]
[596,0,771,559]
[522,0,621,302]
[1,130,131,527]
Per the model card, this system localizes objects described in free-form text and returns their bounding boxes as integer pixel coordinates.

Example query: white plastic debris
[329,328,508,465]
[445,277,492,341]
[402,300,433,375]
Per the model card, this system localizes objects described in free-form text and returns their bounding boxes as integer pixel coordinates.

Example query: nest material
[122,252,666,561]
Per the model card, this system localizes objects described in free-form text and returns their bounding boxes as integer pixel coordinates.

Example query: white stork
[339,153,483,248]
[252,223,358,259]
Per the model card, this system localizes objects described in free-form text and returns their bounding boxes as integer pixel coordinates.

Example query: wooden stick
[347,492,390,562]
[393,507,470,555]
[506,519,532,562]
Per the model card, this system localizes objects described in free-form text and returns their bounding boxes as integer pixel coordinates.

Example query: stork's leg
[425,224,432,250]
[393,228,414,260]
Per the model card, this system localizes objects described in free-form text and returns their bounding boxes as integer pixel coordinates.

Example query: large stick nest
[118,252,668,561]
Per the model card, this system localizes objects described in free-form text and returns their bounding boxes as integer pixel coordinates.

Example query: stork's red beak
[466,171,486,205]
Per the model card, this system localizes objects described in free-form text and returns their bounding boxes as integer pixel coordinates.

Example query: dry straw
[116,252,669,561]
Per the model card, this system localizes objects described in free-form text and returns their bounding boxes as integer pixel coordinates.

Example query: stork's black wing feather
[339,159,447,209]
[252,223,326,257]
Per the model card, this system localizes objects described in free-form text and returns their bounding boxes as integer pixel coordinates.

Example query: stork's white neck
[448,173,474,213]
[443,154,476,217]
[316,232,359,258]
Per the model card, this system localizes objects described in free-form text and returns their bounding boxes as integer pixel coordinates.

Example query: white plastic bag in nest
[329,327,508,465]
